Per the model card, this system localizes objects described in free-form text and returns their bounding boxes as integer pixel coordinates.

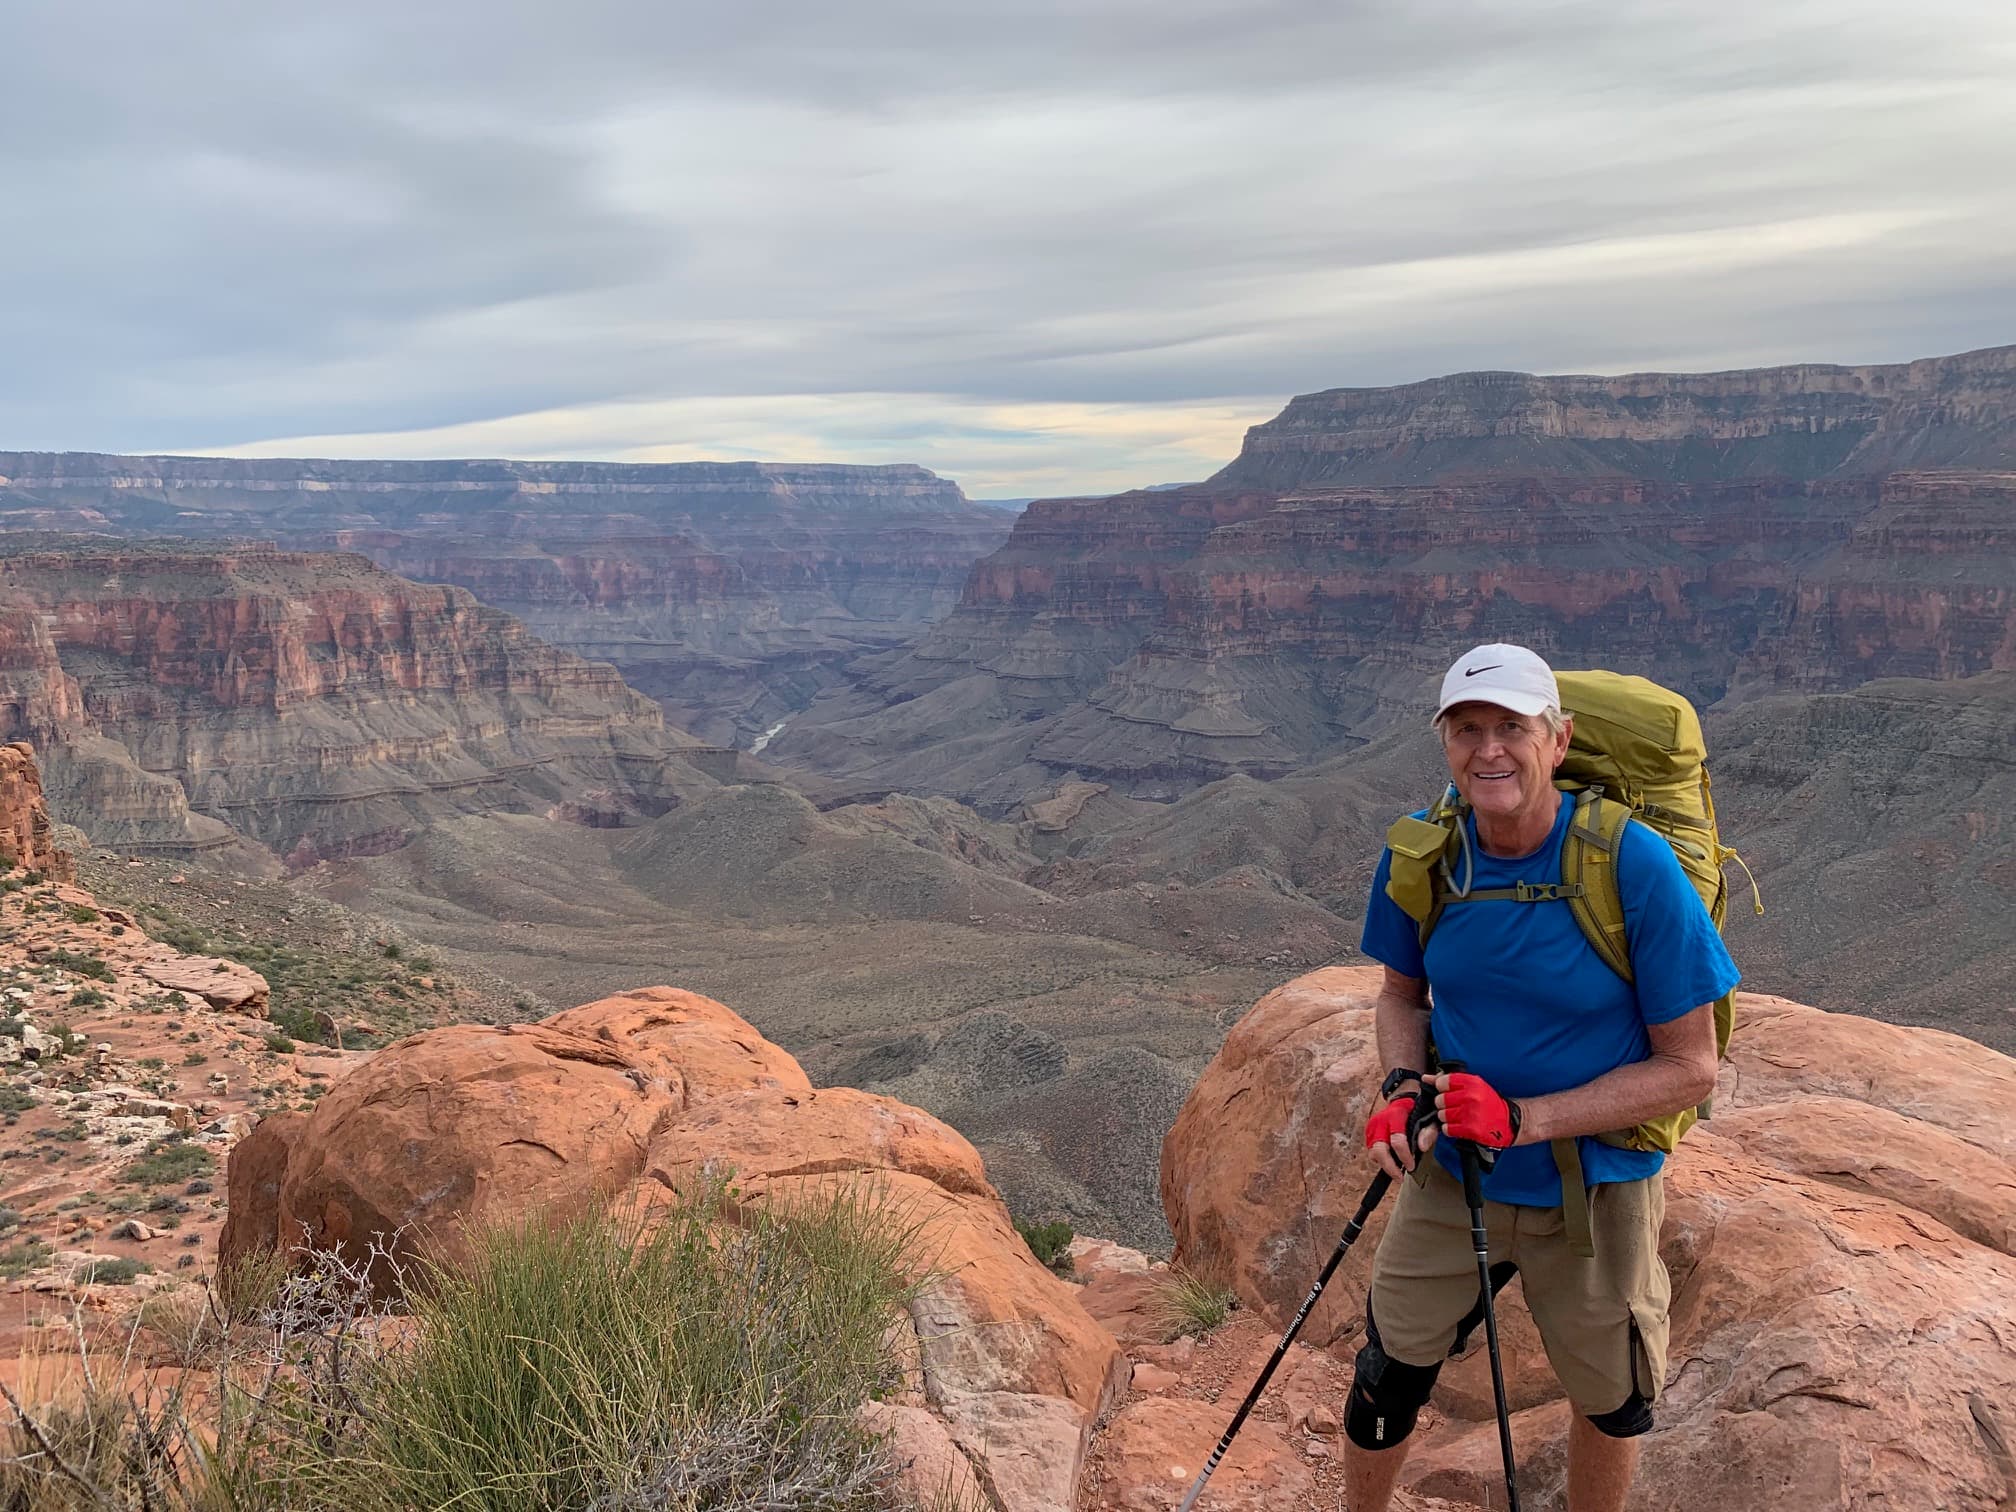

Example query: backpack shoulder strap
[1561,788,1634,983]
[1384,790,1467,945]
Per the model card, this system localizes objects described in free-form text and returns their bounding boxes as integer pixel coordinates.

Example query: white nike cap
[1435,643,1560,721]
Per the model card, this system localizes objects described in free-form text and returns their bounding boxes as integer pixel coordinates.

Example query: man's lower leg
[1567,1410,1642,1512]
[1343,1437,1412,1512]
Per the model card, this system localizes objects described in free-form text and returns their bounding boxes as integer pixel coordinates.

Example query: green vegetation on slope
[77,853,550,1045]
[1,1187,937,1512]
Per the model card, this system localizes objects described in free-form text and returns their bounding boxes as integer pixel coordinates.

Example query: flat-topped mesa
[0,455,973,514]
[0,537,711,866]
[0,455,1017,746]
[1213,343,2016,488]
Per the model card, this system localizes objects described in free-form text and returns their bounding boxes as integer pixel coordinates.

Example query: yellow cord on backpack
[1723,848,1765,916]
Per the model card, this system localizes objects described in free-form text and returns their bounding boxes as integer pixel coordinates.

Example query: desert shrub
[262,1032,295,1054]
[0,1239,53,1278]
[271,1004,335,1047]
[154,920,211,954]
[68,986,108,1008]
[65,905,100,925]
[119,1136,215,1187]
[39,949,110,981]
[1014,1217,1075,1273]
[284,1185,923,1512]
[76,1256,149,1286]
[0,1085,37,1114]
[1151,1264,1239,1341]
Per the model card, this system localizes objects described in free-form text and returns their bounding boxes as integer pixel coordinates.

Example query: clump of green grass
[262,1033,295,1054]
[1152,1264,1239,1341]
[66,904,100,925]
[285,1185,924,1512]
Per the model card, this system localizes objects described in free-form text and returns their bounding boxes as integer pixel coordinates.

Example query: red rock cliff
[0,742,72,880]
[0,538,714,866]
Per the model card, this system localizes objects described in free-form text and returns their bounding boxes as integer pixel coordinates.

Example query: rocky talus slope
[0,456,1015,746]
[0,537,721,868]
[769,343,2016,808]
[0,849,378,1374]
[1160,966,2016,1511]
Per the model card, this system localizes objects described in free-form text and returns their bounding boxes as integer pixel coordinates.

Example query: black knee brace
[1586,1389,1655,1438]
[1344,1314,1444,1451]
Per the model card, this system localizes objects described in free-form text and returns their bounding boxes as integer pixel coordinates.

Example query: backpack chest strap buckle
[1514,881,1585,903]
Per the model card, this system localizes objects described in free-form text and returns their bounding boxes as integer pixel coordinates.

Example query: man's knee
[1344,1316,1443,1451]
[1584,1388,1654,1439]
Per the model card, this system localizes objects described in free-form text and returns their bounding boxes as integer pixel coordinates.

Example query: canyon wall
[0,456,1015,745]
[0,537,718,866]
[770,344,2016,809]
[1215,342,2016,487]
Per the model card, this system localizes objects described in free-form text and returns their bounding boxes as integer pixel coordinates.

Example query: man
[1341,644,1738,1512]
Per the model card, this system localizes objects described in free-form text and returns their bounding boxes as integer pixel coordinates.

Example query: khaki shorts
[1369,1159,1670,1417]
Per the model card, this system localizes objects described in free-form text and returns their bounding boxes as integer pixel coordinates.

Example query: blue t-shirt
[1360,793,1740,1206]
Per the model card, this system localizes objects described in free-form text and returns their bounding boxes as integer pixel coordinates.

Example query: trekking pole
[1174,1168,1394,1512]
[1456,1138,1521,1512]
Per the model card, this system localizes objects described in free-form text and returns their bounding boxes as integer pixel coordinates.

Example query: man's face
[1440,701,1572,825]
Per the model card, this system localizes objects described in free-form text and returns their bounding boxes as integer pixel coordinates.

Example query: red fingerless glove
[1439,1073,1521,1149]
[1364,1095,1418,1150]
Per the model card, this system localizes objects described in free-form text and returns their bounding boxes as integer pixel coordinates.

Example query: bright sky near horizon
[7,1,2015,496]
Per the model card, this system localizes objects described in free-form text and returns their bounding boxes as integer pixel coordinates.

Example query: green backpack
[1383,670,1760,1251]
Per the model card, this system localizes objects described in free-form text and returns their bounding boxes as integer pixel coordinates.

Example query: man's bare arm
[1481,1002,1719,1146]
[1374,967,1433,1093]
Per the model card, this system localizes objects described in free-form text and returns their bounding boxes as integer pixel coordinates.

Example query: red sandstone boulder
[543,985,811,1101]
[270,1020,676,1285]
[641,1081,1128,1511]
[224,985,1124,1512]
[216,1109,305,1274]
[1163,966,2016,1512]
[138,951,270,1015]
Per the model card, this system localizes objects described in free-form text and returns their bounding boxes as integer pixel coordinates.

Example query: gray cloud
[4,0,2013,490]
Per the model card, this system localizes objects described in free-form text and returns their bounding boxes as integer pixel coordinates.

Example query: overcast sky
[6,1,2014,496]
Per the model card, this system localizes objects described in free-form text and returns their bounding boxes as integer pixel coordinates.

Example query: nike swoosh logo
[1464,665,1502,677]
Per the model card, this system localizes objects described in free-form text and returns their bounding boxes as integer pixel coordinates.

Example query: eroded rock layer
[0,455,1015,746]
[773,466,2016,807]
[1214,342,2016,487]
[0,537,716,866]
